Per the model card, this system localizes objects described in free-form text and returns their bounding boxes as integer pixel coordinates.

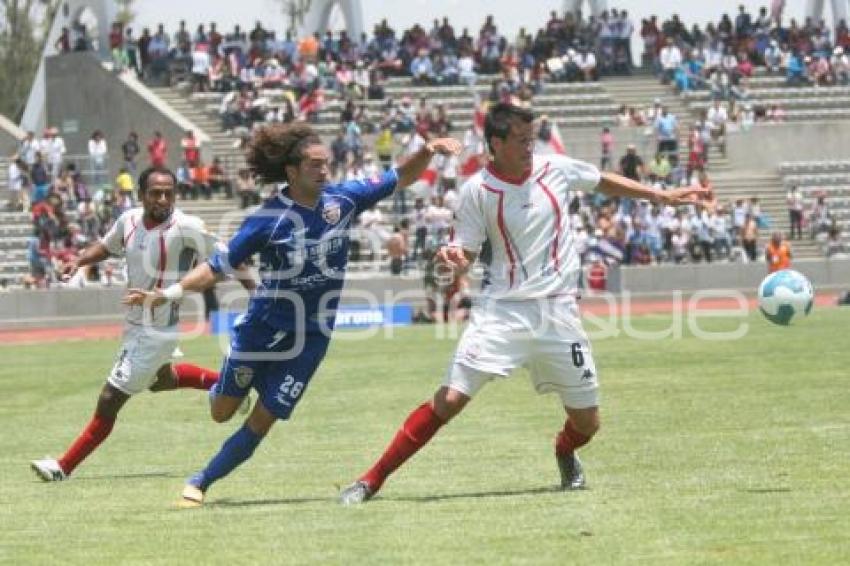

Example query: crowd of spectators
[646,5,850,98]
[569,137,772,268]
[56,9,642,147]
[13,6,849,288]
[98,9,639,91]
[3,125,272,289]
[5,127,124,288]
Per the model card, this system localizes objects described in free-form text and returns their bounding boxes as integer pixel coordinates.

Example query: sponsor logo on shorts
[581,369,595,381]
[233,366,254,388]
[458,340,481,361]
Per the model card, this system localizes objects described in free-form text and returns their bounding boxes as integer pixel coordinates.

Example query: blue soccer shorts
[214,316,330,420]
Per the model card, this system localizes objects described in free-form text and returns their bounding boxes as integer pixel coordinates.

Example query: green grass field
[2,309,849,565]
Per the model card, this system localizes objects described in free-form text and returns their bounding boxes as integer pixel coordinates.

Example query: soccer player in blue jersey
[125,123,460,505]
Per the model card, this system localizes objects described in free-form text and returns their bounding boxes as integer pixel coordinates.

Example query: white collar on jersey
[278,183,331,211]
[276,183,293,206]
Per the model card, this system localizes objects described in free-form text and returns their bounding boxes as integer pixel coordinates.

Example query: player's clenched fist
[435,246,470,271]
[425,138,462,156]
[60,261,80,282]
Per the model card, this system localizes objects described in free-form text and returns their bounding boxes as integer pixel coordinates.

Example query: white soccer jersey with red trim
[452,154,601,299]
[101,208,219,327]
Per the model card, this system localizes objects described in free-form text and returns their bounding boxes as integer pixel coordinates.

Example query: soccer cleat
[557,452,586,490]
[178,483,205,508]
[30,458,67,482]
[338,480,375,505]
[171,347,185,359]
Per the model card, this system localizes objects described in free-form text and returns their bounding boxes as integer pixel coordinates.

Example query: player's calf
[554,413,597,491]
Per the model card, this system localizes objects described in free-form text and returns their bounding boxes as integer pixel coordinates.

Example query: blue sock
[189,424,263,491]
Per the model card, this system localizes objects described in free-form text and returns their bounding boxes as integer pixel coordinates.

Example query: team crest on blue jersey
[233,366,254,388]
[321,202,341,225]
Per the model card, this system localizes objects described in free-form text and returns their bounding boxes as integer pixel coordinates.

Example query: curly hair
[245,123,322,184]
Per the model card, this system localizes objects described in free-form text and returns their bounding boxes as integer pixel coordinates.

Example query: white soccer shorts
[107,323,178,395]
[443,298,599,409]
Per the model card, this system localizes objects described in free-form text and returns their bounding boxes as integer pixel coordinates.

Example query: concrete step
[0,225,33,238]
[0,261,29,273]
[0,237,29,250]
[0,211,31,224]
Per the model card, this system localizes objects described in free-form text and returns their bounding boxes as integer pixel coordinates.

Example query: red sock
[173,363,219,390]
[58,415,116,475]
[361,402,445,492]
[555,420,591,457]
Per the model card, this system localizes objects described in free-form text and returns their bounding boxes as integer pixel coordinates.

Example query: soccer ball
[757,269,814,326]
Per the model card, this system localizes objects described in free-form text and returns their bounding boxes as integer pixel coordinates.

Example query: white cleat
[171,347,185,359]
[338,480,375,505]
[178,484,205,508]
[30,458,67,482]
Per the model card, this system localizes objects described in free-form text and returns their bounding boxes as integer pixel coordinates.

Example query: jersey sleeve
[336,168,399,213]
[99,211,129,256]
[547,154,602,193]
[208,212,271,275]
[451,177,487,252]
[180,215,220,260]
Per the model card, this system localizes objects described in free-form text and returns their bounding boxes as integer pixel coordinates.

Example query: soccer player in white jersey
[30,167,254,482]
[339,103,707,504]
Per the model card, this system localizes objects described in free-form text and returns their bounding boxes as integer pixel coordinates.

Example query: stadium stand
[0,158,30,287]
[7,7,850,291]
[779,160,850,254]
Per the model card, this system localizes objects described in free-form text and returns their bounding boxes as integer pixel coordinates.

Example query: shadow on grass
[386,484,571,503]
[71,472,178,481]
[193,486,571,508]
[739,487,792,494]
[205,496,329,508]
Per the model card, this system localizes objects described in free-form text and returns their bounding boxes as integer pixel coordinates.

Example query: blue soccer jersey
[209,168,399,419]
[209,168,399,333]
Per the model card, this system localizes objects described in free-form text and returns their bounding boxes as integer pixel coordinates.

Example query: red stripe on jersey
[537,176,562,273]
[154,231,167,290]
[482,183,515,287]
[123,216,138,247]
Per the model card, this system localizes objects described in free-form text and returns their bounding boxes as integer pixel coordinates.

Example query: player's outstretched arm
[123,262,220,308]
[62,241,110,281]
[598,171,709,206]
[396,137,462,188]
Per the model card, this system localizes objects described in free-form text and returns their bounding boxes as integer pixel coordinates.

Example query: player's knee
[433,387,469,422]
[210,405,235,423]
[148,378,172,392]
[582,420,600,438]
[96,385,128,417]
[573,416,600,438]
[567,407,600,438]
